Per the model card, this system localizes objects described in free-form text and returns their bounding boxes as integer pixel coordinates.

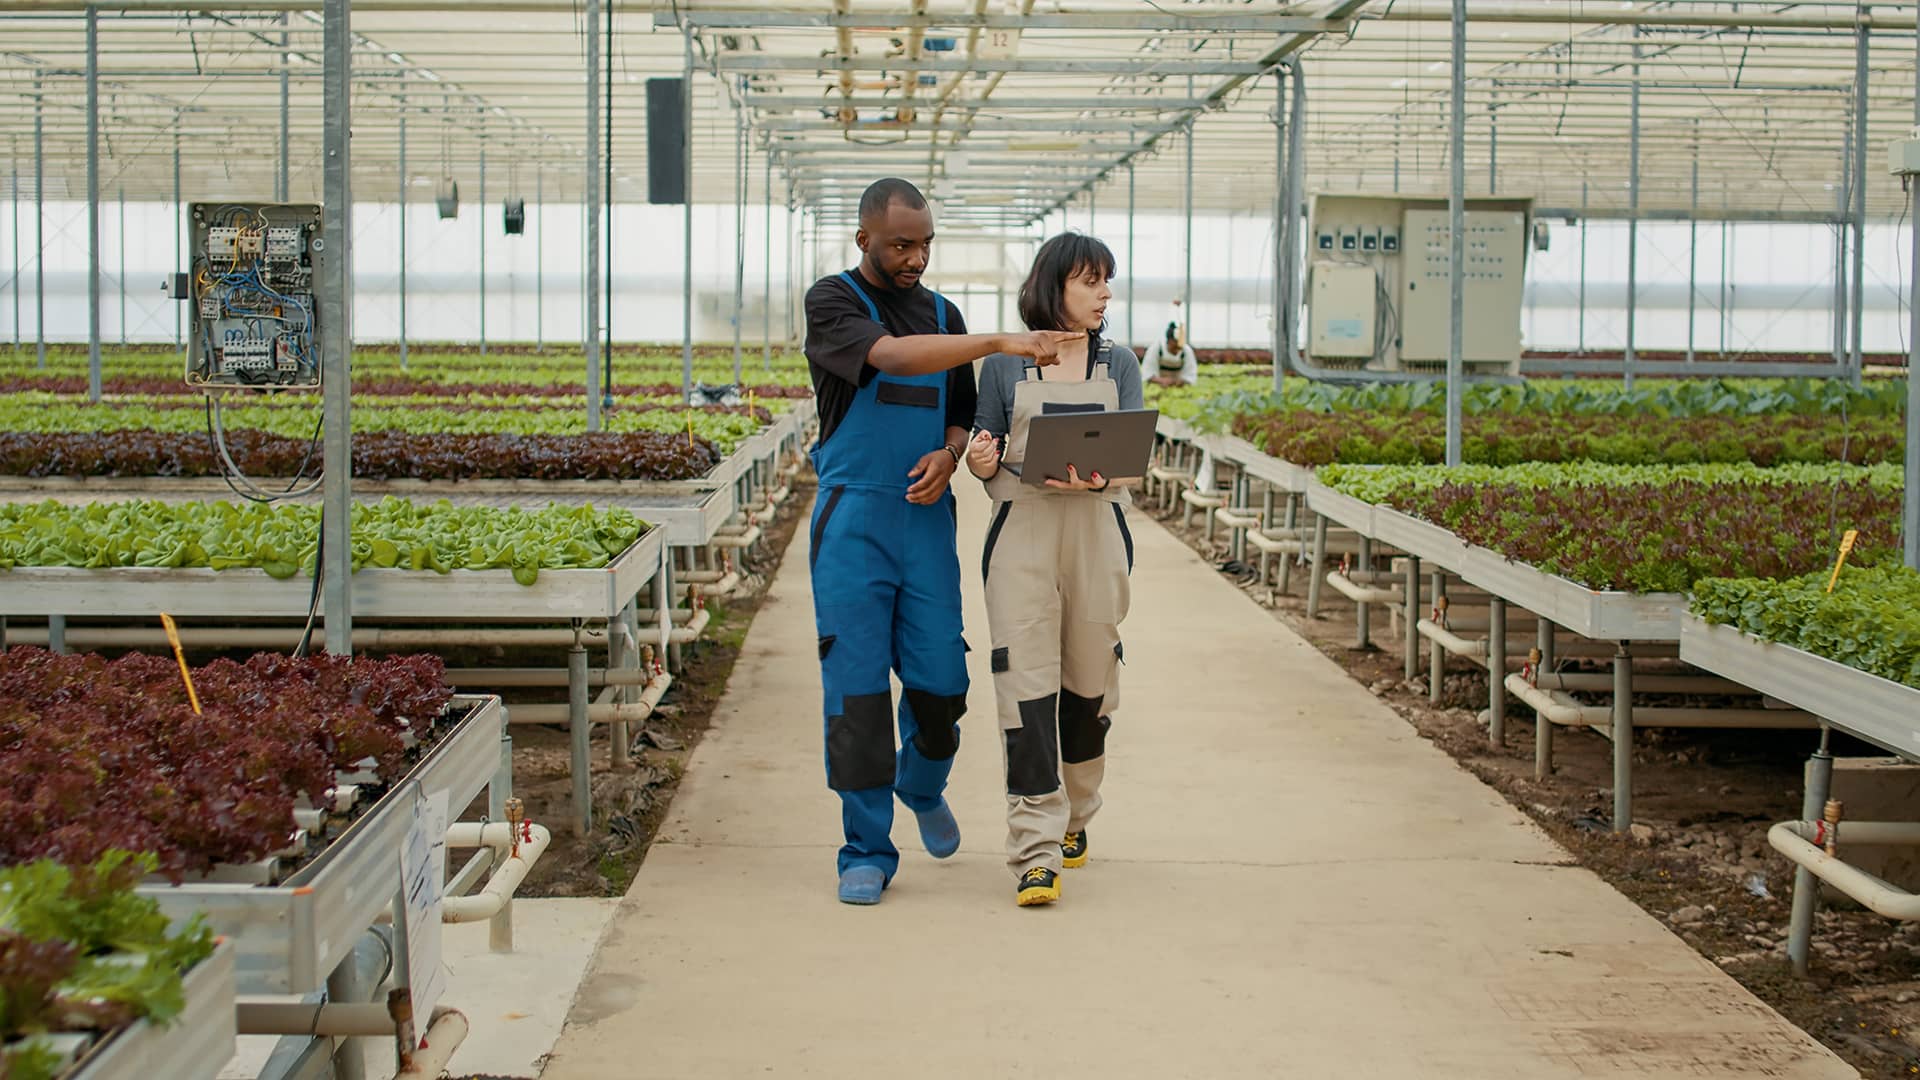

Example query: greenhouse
[2,1,1919,1076]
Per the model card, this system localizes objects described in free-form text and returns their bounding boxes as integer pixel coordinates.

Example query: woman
[966,232,1144,908]
[1141,317,1198,387]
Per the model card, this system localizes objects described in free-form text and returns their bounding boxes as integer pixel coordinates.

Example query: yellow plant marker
[748,388,756,420]
[1826,529,1860,594]
[158,613,203,715]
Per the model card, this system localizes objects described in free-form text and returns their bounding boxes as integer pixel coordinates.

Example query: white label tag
[400,787,449,1031]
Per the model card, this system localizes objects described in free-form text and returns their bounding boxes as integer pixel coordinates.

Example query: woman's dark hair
[1018,232,1116,332]
[1164,321,1180,345]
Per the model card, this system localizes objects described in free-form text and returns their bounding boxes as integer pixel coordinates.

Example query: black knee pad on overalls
[1058,689,1111,765]
[903,688,966,761]
[827,691,895,791]
[1005,694,1062,797]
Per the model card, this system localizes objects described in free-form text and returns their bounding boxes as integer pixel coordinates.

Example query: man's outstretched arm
[867,329,1081,376]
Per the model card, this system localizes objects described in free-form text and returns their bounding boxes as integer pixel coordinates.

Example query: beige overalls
[981,352,1135,878]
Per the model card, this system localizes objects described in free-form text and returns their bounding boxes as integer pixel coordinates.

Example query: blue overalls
[810,272,970,883]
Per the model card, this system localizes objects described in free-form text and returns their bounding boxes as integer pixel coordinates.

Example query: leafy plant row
[1318,461,1900,504]
[0,375,816,399]
[1691,567,1920,691]
[1233,409,1900,467]
[0,400,768,450]
[1188,377,1907,424]
[0,648,453,878]
[0,498,647,584]
[1,852,218,1079]
[1320,463,1901,593]
[0,429,724,483]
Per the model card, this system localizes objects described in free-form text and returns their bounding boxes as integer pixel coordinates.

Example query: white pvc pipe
[712,525,764,550]
[1326,573,1403,606]
[1770,821,1920,921]
[1504,674,1813,730]
[443,821,552,924]
[395,1008,469,1080]
[1418,618,1489,658]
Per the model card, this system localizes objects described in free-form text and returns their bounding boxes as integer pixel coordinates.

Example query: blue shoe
[838,866,886,905]
[915,800,961,859]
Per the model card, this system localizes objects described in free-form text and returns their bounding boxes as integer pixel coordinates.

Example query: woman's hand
[966,428,1001,479]
[1043,464,1108,493]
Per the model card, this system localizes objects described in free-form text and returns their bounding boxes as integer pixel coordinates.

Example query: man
[803,177,1078,905]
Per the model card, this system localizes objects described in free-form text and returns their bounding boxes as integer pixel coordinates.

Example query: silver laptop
[1017,407,1160,486]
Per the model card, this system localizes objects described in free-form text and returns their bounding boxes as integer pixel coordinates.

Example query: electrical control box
[1397,208,1526,367]
[1303,193,1531,374]
[1309,262,1379,360]
[186,203,325,390]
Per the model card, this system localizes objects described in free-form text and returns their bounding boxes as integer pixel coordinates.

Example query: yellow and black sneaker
[1061,831,1089,869]
[1016,867,1061,907]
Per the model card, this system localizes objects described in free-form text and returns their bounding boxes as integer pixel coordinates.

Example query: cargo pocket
[827,691,895,791]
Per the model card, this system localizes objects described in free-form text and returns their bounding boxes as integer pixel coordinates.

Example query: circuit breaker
[185,202,325,390]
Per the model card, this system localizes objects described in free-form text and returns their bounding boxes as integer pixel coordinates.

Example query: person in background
[802,177,1080,907]
[966,232,1143,908]
[1141,313,1197,387]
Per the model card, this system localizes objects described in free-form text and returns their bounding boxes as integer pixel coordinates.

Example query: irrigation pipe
[1769,821,1920,921]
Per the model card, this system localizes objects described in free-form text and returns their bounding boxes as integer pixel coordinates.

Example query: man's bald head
[858,178,928,225]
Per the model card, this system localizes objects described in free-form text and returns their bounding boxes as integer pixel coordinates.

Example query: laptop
[1016,407,1160,487]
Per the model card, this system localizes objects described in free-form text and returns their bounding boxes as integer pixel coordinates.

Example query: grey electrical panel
[186,203,325,390]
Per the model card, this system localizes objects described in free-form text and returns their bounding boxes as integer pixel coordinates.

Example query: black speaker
[503,198,525,235]
[647,77,688,206]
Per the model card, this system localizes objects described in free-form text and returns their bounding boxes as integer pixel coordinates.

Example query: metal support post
[116,187,124,347]
[536,167,543,353]
[86,5,101,403]
[1534,618,1556,780]
[1277,493,1298,595]
[1612,641,1634,831]
[1429,572,1447,706]
[320,0,354,655]
[1908,25,1920,570]
[569,637,592,835]
[682,32,696,396]
[1354,537,1373,649]
[1183,105,1194,341]
[1487,97,1497,194]
[278,11,290,202]
[1836,135,1850,364]
[585,0,603,431]
[398,93,408,369]
[1849,12,1870,386]
[1788,730,1835,976]
[172,116,182,353]
[763,150,772,370]
[1624,36,1641,390]
[1272,69,1285,389]
[1445,0,1464,464]
[1305,513,1328,618]
[478,146,487,356]
[46,615,66,655]
[34,76,45,369]
[1403,556,1421,682]
[608,602,631,768]
[10,149,19,353]
[1126,163,1136,349]
[1686,141,1698,364]
[1577,181,1587,354]
[733,111,745,383]
[489,721,515,952]
[1487,596,1506,747]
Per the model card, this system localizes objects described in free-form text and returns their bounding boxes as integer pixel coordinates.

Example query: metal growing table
[69,939,237,1080]
[139,694,508,996]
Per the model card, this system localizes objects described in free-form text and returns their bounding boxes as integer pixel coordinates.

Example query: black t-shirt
[803,269,977,447]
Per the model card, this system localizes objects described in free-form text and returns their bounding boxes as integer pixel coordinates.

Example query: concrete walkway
[543,483,1852,1078]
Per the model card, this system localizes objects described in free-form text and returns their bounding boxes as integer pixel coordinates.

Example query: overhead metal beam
[673,11,1347,32]
[1537,206,1845,225]
[712,55,1269,75]
[760,117,1148,133]
[745,94,1211,112]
